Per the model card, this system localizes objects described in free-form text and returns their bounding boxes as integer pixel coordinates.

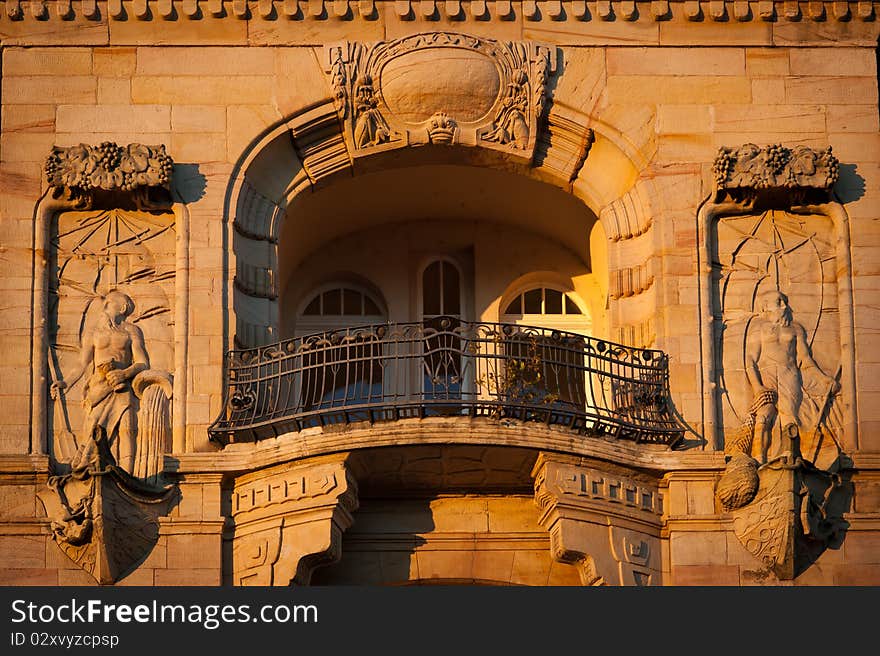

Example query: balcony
[208,319,684,446]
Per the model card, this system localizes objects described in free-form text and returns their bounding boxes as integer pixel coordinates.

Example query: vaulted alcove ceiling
[276,162,600,282]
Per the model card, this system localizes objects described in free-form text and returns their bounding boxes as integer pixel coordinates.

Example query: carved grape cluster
[765,143,788,175]
[44,155,60,182]
[712,149,733,186]
[715,143,839,195]
[157,154,173,186]
[96,141,121,170]
[821,147,840,187]
[120,171,137,192]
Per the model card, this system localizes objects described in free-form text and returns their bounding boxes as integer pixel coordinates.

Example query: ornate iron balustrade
[208,319,684,445]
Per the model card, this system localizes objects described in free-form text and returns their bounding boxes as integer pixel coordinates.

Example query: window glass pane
[423,261,441,316]
[523,288,542,314]
[342,288,361,315]
[565,296,581,314]
[322,289,342,315]
[545,288,563,314]
[442,261,460,315]
[504,296,522,315]
[364,295,381,316]
[303,295,321,315]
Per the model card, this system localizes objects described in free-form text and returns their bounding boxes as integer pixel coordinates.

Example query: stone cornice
[0,0,875,24]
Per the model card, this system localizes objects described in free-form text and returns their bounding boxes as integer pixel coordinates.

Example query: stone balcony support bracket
[532,452,664,586]
[230,455,359,586]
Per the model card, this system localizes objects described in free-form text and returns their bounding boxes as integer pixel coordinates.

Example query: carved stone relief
[37,143,179,585]
[326,32,556,161]
[718,446,851,580]
[45,142,173,208]
[48,210,176,479]
[712,143,839,205]
[36,425,178,585]
[714,210,843,468]
[706,144,854,579]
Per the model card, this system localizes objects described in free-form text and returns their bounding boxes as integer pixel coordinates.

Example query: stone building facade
[0,0,878,586]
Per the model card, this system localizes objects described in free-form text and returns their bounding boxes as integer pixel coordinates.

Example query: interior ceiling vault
[277,163,599,276]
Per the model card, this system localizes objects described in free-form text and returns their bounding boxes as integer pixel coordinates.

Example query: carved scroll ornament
[327,32,555,161]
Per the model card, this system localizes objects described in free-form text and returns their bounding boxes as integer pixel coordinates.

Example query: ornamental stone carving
[706,143,854,580]
[47,206,177,475]
[716,430,851,580]
[1,0,877,24]
[45,142,174,208]
[712,143,839,203]
[36,425,178,585]
[326,32,556,161]
[39,287,177,585]
[50,291,174,481]
[36,143,179,585]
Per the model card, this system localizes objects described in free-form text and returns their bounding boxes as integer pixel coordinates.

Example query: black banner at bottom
[0,586,876,653]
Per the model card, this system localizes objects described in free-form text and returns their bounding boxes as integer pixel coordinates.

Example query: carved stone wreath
[326,32,555,161]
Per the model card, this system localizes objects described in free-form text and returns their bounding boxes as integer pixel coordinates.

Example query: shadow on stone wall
[173,163,207,204]
[310,498,433,586]
[834,163,865,205]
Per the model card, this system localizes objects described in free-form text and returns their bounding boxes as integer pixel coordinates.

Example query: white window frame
[294,281,387,338]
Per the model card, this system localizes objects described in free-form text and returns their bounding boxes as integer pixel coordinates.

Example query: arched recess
[224,101,654,356]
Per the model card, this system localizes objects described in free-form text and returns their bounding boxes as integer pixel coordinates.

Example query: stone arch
[224,61,655,350]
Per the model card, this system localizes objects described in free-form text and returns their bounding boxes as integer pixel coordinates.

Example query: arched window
[294,282,387,420]
[421,259,463,401]
[421,259,461,320]
[502,286,585,320]
[499,284,592,411]
[296,284,385,334]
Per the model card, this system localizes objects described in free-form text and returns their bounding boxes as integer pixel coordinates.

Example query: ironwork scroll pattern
[209,320,683,445]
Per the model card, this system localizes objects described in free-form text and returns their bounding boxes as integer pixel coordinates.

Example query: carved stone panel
[48,208,177,477]
[326,32,555,162]
[713,209,843,470]
[706,144,855,580]
[707,144,848,470]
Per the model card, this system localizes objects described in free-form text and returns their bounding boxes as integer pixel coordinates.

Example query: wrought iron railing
[208,319,684,445]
